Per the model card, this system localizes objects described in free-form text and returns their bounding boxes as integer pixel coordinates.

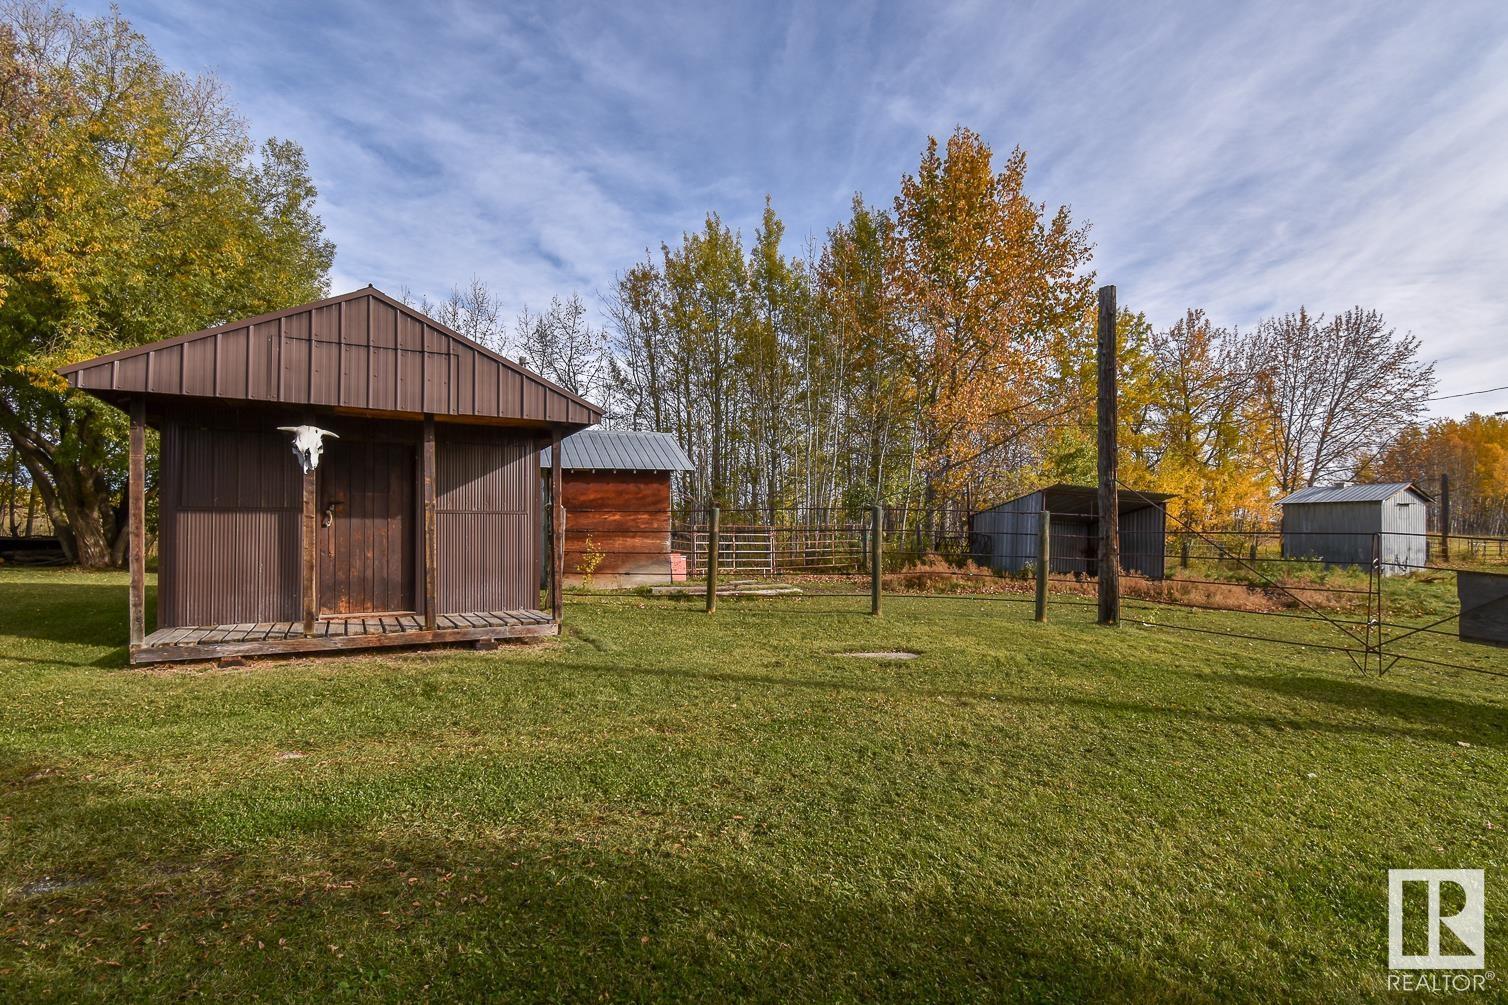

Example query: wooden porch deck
[132,610,557,665]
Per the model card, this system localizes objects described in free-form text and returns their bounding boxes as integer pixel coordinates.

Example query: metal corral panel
[59,288,602,429]
[1280,483,1429,575]
[435,431,544,614]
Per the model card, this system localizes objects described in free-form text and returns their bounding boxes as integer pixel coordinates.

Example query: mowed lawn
[2,569,1506,1002]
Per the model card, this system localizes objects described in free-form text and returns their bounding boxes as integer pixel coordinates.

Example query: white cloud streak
[78,0,1508,416]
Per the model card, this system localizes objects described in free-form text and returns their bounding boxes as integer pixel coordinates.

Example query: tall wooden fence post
[871,503,883,616]
[301,465,318,638]
[1096,284,1120,626]
[706,506,720,613]
[1440,472,1451,563]
[423,416,438,631]
[128,397,146,650]
[1035,510,1050,623]
[549,428,563,625]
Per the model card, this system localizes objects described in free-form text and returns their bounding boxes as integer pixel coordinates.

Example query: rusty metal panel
[157,421,301,627]
[435,431,539,613]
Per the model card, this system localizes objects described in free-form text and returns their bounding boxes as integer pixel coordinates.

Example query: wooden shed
[541,429,694,586]
[59,287,602,664]
[969,483,1172,580]
[1276,482,1430,575]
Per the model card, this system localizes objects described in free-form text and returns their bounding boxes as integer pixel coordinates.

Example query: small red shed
[541,429,693,586]
[59,287,602,664]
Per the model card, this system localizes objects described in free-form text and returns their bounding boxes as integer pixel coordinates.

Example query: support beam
[1096,284,1120,626]
[128,397,146,650]
[423,416,438,630]
[1035,511,1050,623]
[706,506,720,614]
[550,428,564,624]
[1439,472,1451,563]
[301,465,317,637]
[870,504,883,616]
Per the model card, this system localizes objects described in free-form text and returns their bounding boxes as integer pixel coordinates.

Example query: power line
[1426,383,1508,402]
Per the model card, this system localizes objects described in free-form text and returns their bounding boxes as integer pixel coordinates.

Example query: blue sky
[81,0,1508,417]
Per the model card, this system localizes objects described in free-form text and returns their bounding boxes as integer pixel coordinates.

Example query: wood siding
[560,472,674,577]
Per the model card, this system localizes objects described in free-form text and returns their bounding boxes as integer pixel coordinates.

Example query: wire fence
[551,499,1508,684]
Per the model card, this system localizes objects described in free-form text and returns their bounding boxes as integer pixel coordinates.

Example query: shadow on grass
[0,579,132,638]
[1220,672,1508,748]
[0,822,1270,1003]
[541,657,1502,748]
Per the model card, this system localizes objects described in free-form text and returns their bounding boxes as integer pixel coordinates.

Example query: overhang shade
[58,287,602,428]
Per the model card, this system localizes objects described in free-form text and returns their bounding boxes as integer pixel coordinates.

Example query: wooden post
[1035,510,1050,623]
[550,428,563,624]
[1439,472,1451,563]
[870,503,883,616]
[706,506,720,614]
[301,465,317,637]
[422,416,438,630]
[1096,284,1120,626]
[128,397,146,650]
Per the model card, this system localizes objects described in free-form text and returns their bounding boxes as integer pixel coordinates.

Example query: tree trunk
[0,396,125,568]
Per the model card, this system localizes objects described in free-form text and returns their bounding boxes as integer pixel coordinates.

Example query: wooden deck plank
[131,620,560,665]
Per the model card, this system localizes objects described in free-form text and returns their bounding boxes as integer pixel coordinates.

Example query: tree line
[2,1,1488,570]
[420,133,1442,536]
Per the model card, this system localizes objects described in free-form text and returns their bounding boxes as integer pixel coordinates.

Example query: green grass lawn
[2,568,1506,1002]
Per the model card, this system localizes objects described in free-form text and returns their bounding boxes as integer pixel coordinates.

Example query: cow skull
[276,425,339,473]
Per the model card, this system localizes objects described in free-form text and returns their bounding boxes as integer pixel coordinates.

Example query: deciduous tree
[0,2,333,566]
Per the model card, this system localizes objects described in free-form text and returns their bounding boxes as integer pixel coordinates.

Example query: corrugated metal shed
[541,429,694,472]
[1277,482,1430,574]
[58,287,603,428]
[1277,482,1433,505]
[970,483,1173,579]
[60,289,589,661]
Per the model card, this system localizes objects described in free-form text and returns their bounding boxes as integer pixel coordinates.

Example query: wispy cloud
[80,0,1508,416]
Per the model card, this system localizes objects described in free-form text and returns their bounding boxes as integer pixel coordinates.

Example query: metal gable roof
[57,287,604,428]
[1276,482,1432,505]
[541,429,694,472]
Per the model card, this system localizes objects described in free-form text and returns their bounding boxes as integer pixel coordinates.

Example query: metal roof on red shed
[540,429,694,472]
[58,287,603,428]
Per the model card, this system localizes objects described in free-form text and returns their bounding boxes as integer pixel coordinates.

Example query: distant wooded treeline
[418,129,1456,533]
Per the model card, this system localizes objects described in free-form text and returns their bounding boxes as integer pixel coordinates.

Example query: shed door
[318,440,416,615]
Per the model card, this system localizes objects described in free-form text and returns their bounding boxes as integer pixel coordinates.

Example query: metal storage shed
[540,430,693,586]
[1276,482,1431,575]
[970,484,1173,579]
[59,286,603,664]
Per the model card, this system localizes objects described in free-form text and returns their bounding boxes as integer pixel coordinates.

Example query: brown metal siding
[157,422,302,627]
[435,431,541,613]
[62,289,602,427]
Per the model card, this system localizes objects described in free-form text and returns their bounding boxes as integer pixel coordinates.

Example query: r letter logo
[1388,869,1486,970]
